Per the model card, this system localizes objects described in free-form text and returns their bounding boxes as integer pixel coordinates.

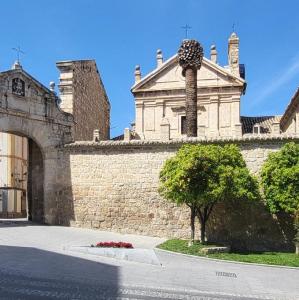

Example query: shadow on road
[0,245,119,299]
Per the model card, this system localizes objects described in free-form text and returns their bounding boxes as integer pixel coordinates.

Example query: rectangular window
[181,116,187,134]
[253,125,260,134]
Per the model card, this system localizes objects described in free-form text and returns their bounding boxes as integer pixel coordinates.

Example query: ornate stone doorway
[0,65,74,224]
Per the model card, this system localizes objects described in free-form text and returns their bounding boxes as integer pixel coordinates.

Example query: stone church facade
[131,33,245,140]
[129,33,298,141]
[0,34,299,250]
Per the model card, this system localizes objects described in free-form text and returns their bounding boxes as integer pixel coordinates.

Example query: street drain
[216,271,237,278]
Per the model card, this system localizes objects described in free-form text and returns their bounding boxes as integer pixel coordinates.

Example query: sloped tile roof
[280,88,299,130]
[112,134,124,141]
[241,116,281,134]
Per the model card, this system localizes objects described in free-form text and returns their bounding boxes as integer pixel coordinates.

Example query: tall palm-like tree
[178,40,203,137]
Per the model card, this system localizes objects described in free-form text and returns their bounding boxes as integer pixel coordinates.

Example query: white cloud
[250,55,299,105]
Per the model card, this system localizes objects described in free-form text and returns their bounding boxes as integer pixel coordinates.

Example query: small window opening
[181,116,187,134]
[253,125,260,134]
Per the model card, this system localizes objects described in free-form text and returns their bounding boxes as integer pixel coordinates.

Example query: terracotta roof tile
[112,134,124,141]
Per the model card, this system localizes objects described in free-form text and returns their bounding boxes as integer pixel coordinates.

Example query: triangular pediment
[0,68,54,97]
[131,54,245,93]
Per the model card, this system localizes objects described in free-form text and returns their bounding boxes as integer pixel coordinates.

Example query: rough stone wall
[57,60,110,141]
[57,137,298,251]
[73,61,110,141]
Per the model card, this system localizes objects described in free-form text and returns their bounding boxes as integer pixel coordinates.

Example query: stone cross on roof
[181,24,192,39]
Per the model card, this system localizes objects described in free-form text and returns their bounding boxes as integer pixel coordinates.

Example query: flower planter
[69,246,161,265]
[93,241,133,248]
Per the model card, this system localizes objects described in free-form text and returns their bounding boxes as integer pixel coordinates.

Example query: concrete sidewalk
[0,221,166,251]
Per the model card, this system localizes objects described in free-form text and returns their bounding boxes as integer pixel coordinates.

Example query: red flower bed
[95,241,133,248]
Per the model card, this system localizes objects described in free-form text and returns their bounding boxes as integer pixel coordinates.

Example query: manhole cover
[216,271,237,278]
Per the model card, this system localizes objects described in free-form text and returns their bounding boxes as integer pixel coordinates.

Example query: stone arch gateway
[0,65,74,223]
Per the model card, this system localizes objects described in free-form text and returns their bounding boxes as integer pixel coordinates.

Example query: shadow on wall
[207,200,295,252]
[55,150,75,226]
[0,245,119,298]
[28,138,44,222]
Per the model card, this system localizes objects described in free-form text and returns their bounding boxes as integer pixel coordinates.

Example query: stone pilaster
[155,100,164,134]
[271,122,280,135]
[197,125,206,137]
[234,123,242,137]
[135,101,144,139]
[231,95,240,125]
[160,118,170,140]
[209,95,219,136]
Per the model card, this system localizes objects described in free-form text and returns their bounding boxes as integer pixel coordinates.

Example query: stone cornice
[131,55,245,93]
[0,107,73,127]
[63,134,299,149]
[133,86,242,98]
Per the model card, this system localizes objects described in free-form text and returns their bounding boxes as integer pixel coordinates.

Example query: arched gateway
[0,62,74,223]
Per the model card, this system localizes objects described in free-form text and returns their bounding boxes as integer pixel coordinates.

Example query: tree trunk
[185,67,197,137]
[190,206,196,245]
[295,214,299,255]
[197,204,215,245]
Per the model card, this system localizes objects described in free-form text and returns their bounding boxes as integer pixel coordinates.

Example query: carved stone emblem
[12,78,25,96]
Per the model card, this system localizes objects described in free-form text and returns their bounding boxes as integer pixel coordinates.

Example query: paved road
[0,222,298,300]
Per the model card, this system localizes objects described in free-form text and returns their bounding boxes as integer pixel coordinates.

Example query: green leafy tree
[159,144,259,244]
[260,142,299,254]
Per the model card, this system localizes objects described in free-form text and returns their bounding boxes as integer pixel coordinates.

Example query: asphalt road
[0,222,298,300]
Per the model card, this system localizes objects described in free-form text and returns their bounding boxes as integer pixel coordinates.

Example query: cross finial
[181,24,192,39]
[12,46,25,64]
[232,22,236,33]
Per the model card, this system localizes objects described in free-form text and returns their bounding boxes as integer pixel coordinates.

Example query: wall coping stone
[63,134,299,149]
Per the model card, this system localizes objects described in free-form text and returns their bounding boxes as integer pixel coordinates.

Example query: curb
[68,246,161,266]
[117,283,280,300]
[154,248,299,270]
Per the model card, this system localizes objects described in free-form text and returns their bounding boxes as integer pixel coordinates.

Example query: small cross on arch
[12,46,25,64]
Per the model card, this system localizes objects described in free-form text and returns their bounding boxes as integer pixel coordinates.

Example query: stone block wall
[57,60,110,141]
[57,137,298,251]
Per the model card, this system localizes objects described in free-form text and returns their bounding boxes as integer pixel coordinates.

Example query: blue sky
[1,0,299,137]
